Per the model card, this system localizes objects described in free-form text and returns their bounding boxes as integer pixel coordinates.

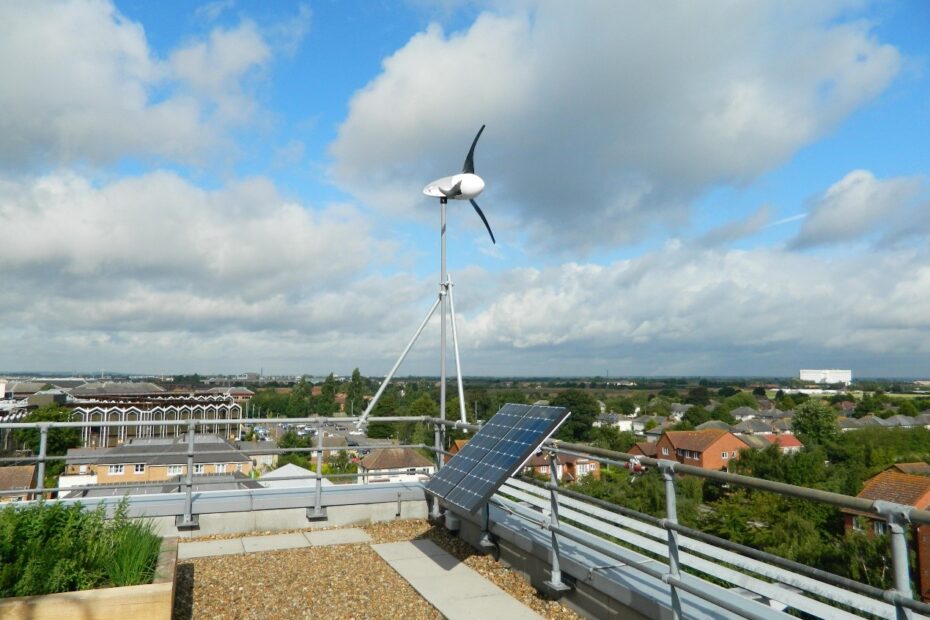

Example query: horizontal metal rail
[551,442,930,526]
[512,476,930,616]
[0,415,430,430]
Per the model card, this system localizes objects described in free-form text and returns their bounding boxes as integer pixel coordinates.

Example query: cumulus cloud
[330,1,900,252]
[454,242,930,375]
[698,205,771,247]
[792,169,928,248]
[0,0,285,167]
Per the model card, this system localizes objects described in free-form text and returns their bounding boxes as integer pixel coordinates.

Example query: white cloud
[0,0,283,167]
[454,242,930,375]
[330,1,900,252]
[792,170,927,248]
[698,204,771,247]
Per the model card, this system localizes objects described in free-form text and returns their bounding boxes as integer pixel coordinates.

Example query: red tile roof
[763,434,804,448]
[664,429,743,452]
[360,448,434,471]
[629,442,658,457]
[856,471,930,509]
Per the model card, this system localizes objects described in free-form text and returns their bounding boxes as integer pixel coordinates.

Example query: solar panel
[426,403,570,514]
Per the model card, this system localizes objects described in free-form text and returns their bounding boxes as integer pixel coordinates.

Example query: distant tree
[717,387,740,398]
[722,392,758,411]
[752,386,767,397]
[658,388,679,399]
[682,406,711,428]
[551,389,599,442]
[590,427,636,452]
[896,399,918,417]
[793,399,838,444]
[684,387,711,406]
[14,405,82,485]
[346,368,366,416]
[605,396,638,415]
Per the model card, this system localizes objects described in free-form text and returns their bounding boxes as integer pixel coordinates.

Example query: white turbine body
[423,173,485,199]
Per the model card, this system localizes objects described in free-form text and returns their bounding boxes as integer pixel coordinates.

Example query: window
[874,521,887,535]
[108,465,124,475]
[194,464,205,474]
[407,468,416,474]
[661,447,669,456]
[235,463,243,473]
[731,451,737,458]
[852,518,863,532]
[134,464,145,474]
[214,464,225,474]
[79,465,88,474]
[676,448,684,457]
[168,465,183,476]
[721,451,728,459]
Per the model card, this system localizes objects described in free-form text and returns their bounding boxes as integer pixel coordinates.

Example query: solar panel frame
[426,403,570,515]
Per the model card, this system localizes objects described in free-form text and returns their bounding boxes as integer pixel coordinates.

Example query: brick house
[60,435,252,488]
[0,465,37,502]
[844,471,930,602]
[523,453,601,482]
[629,442,658,458]
[762,434,804,454]
[654,429,750,470]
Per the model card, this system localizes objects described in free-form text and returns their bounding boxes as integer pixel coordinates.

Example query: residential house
[593,413,634,432]
[730,419,776,435]
[444,439,470,464]
[628,442,658,458]
[205,386,255,403]
[695,420,731,431]
[0,465,36,502]
[523,453,601,482]
[654,429,750,470]
[260,463,332,489]
[632,415,666,436]
[844,471,930,602]
[858,415,889,428]
[890,463,930,477]
[236,440,279,470]
[836,417,862,432]
[359,448,435,484]
[60,434,252,488]
[762,434,804,454]
[669,403,693,422]
[730,406,759,421]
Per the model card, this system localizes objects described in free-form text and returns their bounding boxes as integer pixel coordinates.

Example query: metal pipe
[311,420,325,518]
[888,515,914,620]
[440,198,447,423]
[660,462,683,620]
[546,451,567,589]
[550,443,930,526]
[447,274,468,424]
[519,476,926,608]
[182,420,196,526]
[356,297,442,426]
[36,424,48,498]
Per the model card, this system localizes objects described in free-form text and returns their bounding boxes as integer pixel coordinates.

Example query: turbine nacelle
[423,173,485,200]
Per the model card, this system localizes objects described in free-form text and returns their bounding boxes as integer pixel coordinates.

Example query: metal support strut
[659,461,683,620]
[544,450,571,596]
[307,419,327,521]
[176,420,199,529]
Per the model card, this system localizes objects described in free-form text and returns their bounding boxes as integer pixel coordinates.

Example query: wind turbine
[358,126,494,428]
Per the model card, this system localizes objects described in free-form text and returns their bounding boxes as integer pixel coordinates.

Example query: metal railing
[1,415,929,618]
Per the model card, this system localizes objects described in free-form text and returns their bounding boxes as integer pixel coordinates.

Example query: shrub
[0,498,161,598]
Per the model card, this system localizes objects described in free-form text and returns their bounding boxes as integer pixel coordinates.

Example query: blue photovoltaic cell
[425,403,569,514]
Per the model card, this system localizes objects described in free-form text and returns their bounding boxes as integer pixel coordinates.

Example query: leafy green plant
[0,497,162,598]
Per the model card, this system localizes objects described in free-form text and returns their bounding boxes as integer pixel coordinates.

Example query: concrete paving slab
[242,533,311,553]
[178,538,245,560]
[304,528,371,547]
[372,538,450,561]
[373,540,543,620]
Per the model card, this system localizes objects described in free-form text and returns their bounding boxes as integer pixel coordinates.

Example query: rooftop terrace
[2,414,930,619]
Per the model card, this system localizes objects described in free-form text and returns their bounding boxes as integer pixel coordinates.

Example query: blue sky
[1,1,929,378]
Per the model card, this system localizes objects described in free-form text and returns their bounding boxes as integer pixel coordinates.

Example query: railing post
[430,420,443,520]
[659,460,683,620]
[875,501,915,620]
[176,419,198,530]
[36,424,49,499]
[544,450,571,596]
[307,420,327,521]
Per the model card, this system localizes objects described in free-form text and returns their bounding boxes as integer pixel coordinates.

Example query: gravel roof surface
[174,519,582,620]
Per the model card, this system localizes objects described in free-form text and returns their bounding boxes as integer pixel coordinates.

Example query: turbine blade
[470,199,496,244]
[462,125,485,174]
